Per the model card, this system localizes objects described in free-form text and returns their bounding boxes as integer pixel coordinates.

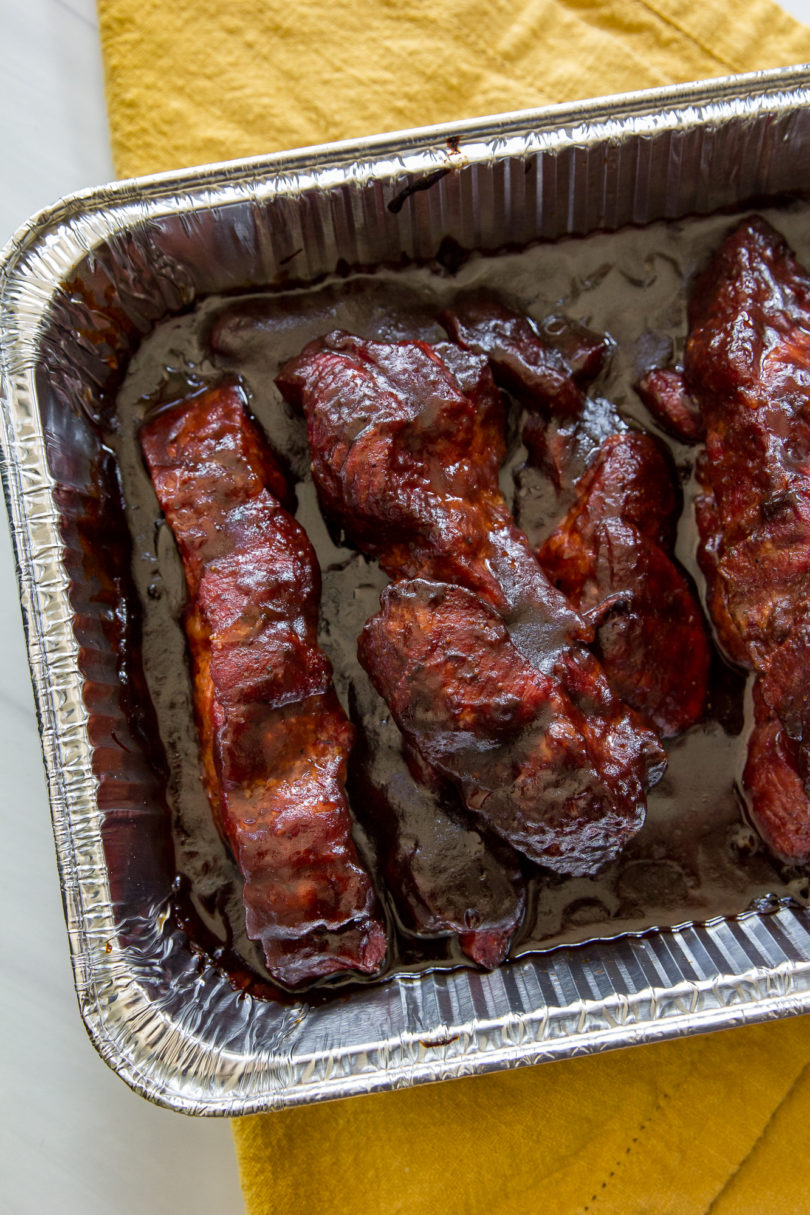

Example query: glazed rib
[439,294,608,415]
[359,580,649,873]
[140,382,386,986]
[349,672,527,968]
[635,368,705,443]
[439,295,613,492]
[439,297,709,738]
[277,333,664,874]
[682,216,810,861]
[538,432,711,737]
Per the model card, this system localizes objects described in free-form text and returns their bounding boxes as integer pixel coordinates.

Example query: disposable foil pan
[2,65,810,1116]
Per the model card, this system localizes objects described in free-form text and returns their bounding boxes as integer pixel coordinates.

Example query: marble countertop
[2,3,809,1212]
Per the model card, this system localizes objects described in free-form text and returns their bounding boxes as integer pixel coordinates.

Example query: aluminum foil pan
[3,65,810,1116]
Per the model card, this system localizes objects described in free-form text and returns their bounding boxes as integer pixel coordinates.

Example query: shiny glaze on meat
[112,210,810,998]
[682,217,810,861]
[360,579,650,873]
[277,332,664,875]
[140,382,386,986]
[539,432,711,737]
[439,297,709,739]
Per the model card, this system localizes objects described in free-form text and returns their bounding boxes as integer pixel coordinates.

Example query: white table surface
[2,3,810,1213]
[0,2,244,1212]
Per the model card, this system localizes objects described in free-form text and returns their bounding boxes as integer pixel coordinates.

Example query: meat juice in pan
[113,204,810,996]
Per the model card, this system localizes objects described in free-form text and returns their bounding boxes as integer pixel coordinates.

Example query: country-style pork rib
[359,580,650,873]
[439,294,608,414]
[277,332,664,875]
[680,216,810,861]
[538,432,710,737]
[440,297,709,738]
[348,676,527,967]
[439,295,611,491]
[140,381,387,987]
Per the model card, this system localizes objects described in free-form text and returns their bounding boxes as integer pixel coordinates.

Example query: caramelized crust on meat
[278,330,588,655]
[687,218,810,664]
[140,382,386,986]
[683,216,810,861]
[745,680,810,862]
[278,333,664,875]
[438,297,708,740]
[635,368,705,443]
[439,294,608,415]
[539,433,710,737]
[439,295,612,490]
[359,581,646,873]
[349,686,527,968]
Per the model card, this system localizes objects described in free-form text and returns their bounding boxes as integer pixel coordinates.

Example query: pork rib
[439,297,709,738]
[277,333,664,875]
[439,294,608,414]
[439,295,612,491]
[538,432,710,737]
[140,381,387,986]
[359,580,649,873]
[349,676,527,968]
[683,216,810,861]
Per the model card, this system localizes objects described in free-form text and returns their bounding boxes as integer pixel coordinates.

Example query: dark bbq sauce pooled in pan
[113,204,810,999]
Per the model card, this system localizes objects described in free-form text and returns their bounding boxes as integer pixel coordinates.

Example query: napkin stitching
[702,1060,810,1214]
[631,0,739,73]
[580,1089,673,1212]
[403,15,587,113]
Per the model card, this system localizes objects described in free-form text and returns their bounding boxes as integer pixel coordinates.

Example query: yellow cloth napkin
[234,1018,810,1215]
[97,0,810,1210]
[99,0,810,178]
